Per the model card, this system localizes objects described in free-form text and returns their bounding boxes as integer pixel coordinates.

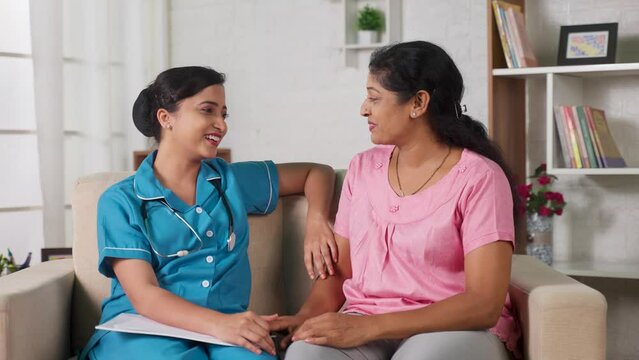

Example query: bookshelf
[488,0,639,269]
[492,63,639,175]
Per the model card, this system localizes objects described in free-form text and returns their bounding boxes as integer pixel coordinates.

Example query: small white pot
[357,30,379,45]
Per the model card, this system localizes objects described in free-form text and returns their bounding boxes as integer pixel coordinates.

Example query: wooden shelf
[553,260,639,280]
[343,43,387,50]
[493,62,639,78]
[548,167,639,175]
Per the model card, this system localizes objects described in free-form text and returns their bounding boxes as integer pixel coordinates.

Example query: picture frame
[557,23,618,66]
[41,247,73,262]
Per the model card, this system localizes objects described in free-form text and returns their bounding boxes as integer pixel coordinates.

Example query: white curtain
[0,0,168,264]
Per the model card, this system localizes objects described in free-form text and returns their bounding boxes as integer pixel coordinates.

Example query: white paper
[96,313,235,347]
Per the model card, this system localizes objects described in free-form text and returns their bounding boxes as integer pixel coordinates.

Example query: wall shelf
[492,62,639,78]
[547,167,639,175]
[553,260,639,280]
[341,0,402,67]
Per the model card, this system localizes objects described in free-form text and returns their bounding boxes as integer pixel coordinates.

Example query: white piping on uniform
[103,247,152,255]
[264,161,273,214]
[133,178,164,201]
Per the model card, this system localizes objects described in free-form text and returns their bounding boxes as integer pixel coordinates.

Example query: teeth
[205,135,220,142]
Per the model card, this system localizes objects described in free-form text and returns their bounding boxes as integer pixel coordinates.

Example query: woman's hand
[304,214,338,280]
[292,312,373,348]
[268,314,307,350]
[212,312,277,356]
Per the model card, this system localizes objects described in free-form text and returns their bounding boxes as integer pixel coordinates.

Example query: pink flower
[539,206,553,216]
[517,184,532,198]
[517,203,527,215]
[544,192,555,201]
[555,193,564,204]
[538,175,551,186]
[555,208,563,216]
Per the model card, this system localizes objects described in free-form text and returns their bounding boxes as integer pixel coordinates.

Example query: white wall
[169,0,488,169]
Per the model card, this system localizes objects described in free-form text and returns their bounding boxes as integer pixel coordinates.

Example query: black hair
[132,66,226,142]
[369,41,519,212]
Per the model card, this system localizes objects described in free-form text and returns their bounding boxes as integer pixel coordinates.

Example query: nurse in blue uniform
[79,66,336,359]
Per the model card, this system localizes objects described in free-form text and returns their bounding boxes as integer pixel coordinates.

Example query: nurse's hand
[268,314,306,350]
[304,214,337,280]
[291,312,372,348]
[214,312,277,356]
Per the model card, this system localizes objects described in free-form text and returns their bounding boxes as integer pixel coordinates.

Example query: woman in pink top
[271,41,520,359]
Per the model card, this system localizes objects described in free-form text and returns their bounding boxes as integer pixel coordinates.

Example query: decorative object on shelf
[41,247,73,262]
[0,248,31,276]
[357,4,384,44]
[557,23,618,66]
[517,163,567,265]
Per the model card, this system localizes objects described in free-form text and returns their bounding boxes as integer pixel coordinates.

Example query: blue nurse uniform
[79,151,279,360]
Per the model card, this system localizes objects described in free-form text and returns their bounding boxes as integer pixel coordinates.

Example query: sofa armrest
[0,259,75,360]
[510,255,607,360]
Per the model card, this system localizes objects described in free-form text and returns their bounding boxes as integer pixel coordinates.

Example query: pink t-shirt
[334,145,520,354]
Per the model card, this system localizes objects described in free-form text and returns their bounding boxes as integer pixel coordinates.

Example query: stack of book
[492,0,538,68]
[554,105,626,168]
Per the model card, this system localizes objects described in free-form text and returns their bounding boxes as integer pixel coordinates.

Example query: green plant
[357,5,384,31]
[0,250,18,275]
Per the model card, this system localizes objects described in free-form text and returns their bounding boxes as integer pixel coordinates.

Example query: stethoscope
[140,178,236,258]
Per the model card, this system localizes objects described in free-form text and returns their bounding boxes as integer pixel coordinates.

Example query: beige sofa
[0,171,607,360]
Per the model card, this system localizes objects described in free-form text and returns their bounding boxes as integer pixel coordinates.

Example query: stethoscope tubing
[141,179,235,258]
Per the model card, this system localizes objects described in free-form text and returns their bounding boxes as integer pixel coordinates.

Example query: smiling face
[159,84,228,160]
[360,73,414,145]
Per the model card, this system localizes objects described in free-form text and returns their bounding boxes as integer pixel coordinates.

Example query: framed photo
[41,247,73,262]
[557,23,617,65]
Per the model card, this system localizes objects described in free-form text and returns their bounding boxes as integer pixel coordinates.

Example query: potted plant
[517,163,567,265]
[357,5,384,44]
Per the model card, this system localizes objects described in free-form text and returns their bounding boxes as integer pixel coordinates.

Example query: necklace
[395,145,452,197]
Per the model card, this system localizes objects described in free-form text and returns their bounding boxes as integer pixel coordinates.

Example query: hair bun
[132,88,155,137]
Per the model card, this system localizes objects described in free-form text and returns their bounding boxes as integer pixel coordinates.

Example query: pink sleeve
[460,169,515,255]
[333,159,356,239]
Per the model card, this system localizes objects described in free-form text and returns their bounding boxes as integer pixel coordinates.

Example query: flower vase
[526,213,553,265]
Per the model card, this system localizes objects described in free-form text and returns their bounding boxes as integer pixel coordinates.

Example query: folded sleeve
[460,169,515,255]
[229,160,280,215]
[97,190,153,278]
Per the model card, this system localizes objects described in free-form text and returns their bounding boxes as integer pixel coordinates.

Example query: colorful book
[492,0,520,68]
[574,106,599,168]
[561,106,583,168]
[553,106,574,167]
[588,108,626,168]
[583,106,604,167]
[509,7,538,67]
[499,6,519,68]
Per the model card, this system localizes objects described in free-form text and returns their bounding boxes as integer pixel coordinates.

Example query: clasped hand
[269,312,372,350]
[214,312,277,356]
